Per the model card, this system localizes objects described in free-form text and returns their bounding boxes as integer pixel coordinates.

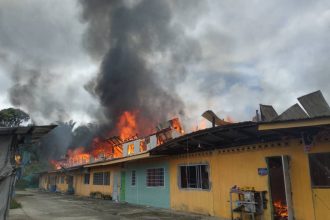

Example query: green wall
[124,160,170,209]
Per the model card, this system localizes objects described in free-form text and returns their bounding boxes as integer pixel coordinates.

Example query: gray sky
[0,0,330,130]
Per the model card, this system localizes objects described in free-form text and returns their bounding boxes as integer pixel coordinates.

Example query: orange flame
[273,200,288,218]
[50,159,62,170]
[66,147,91,167]
[170,118,184,134]
[225,115,235,123]
[117,111,138,141]
[191,118,208,132]
[49,111,183,170]
[91,137,122,160]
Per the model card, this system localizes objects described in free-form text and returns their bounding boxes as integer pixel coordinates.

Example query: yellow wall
[312,189,330,220]
[73,165,121,197]
[39,174,48,189]
[169,139,330,220]
[56,174,68,192]
[74,174,91,196]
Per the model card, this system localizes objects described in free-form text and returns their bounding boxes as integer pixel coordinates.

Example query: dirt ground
[9,189,219,220]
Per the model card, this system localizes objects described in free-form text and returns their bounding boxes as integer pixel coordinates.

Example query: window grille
[146,168,164,187]
[104,172,110,185]
[93,172,110,185]
[93,172,104,185]
[131,170,136,186]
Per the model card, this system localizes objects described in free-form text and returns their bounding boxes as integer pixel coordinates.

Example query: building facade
[39,118,330,220]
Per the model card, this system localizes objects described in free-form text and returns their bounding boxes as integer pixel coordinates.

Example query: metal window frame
[308,152,330,188]
[131,170,136,186]
[93,172,104,185]
[177,163,211,191]
[103,171,111,185]
[146,167,165,188]
[83,173,90,185]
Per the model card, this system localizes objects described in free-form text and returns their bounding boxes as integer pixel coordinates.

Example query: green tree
[0,108,30,127]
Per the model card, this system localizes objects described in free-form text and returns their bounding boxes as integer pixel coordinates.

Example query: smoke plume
[80,0,202,135]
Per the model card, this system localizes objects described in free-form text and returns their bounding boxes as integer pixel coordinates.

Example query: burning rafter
[50,115,184,170]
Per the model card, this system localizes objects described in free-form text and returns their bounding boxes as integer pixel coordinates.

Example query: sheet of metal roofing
[298,90,330,117]
[202,110,230,126]
[260,104,278,121]
[0,125,56,143]
[150,118,330,155]
[276,104,309,121]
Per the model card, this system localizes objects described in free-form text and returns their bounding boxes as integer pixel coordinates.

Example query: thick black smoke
[80,0,202,133]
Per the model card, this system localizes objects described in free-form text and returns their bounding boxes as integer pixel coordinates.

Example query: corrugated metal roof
[275,103,308,121]
[298,90,330,117]
[202,110,230,126]
[0,125,56,143]
[260,104,278,121]
[150,117,330,155]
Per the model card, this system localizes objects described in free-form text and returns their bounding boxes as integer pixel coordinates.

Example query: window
[93,172,110,185]
[61,176,64,184]
[128,143,134,155]
[104,172,110,185]
[131,170,136,186]
[146,168,164,187]
[179,164,210,190]
[309,152,330,188]
[139,140,147,152]
[83,174,90,184]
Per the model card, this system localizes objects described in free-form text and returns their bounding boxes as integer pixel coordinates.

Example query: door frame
[266,155,294,220]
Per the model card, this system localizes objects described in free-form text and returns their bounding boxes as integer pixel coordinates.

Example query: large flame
[49,111,183,170]
[50,159,62,170]
[117,111,138,141]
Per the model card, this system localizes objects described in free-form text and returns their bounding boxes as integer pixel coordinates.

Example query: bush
[10,199,22,209]
[90,191,102,198]
[89,191,112,200]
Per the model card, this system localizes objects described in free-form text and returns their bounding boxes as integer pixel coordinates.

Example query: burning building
[39,91,330,220]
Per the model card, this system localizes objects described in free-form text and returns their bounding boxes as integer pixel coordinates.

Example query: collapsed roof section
[259,90,330,122]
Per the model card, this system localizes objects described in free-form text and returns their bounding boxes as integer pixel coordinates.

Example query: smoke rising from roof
[80,0,202,134]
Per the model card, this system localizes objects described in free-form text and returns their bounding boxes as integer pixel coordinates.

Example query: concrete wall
[169,138,330,220]
[125,158,170,208]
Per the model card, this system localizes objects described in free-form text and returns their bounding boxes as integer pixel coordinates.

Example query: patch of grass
[10,198,22,209]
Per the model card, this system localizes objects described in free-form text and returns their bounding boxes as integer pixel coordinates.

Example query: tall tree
[0,108,30,127]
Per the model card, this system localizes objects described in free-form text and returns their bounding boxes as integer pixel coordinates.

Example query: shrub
[10,199,22,209]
